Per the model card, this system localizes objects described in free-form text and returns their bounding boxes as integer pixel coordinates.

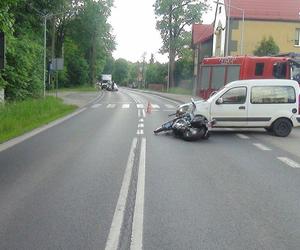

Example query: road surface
[0,88,300,249]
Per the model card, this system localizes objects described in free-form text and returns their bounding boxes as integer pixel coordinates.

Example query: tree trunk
[169,48,176,88]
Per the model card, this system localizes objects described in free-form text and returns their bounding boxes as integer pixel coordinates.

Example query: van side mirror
[216,98,223,105]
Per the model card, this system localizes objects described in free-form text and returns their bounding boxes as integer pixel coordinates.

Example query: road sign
[50,58,64,71]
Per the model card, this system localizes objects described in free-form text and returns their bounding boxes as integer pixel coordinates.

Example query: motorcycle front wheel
[182,128,205,141]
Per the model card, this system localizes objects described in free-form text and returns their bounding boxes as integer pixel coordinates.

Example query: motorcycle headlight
[176,104,190,116]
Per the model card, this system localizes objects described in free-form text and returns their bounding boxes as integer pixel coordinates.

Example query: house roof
[223,0,300,22]
[192,24,214,45]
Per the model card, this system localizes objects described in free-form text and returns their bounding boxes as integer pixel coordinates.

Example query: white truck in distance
[101,74,112,89]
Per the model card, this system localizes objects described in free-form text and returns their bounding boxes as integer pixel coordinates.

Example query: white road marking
[165,104,175,109]
[107,104,116,109]
[105,138,138,250]
[139,118,144,122]
[130,138,146,250]
[91,103,102,109]
[138,109,141,117]
[137,130,144,135]
[138,124,144,128]
[0,108,87,153]
[236,134,250,139]
[253,143,272,151]
[277,157,300,168]
[142,109,146,118]
[151,104,160,109]
[137,104,144,109]
[122,104,130,109]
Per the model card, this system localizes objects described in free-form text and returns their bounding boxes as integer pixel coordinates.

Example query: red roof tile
[192,24,214,45]
[223,0,300,22]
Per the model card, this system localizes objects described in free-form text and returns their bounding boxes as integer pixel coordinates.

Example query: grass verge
[47,85,98,93]
[0,96,77,143]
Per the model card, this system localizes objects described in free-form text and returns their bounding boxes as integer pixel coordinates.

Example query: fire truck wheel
[272,118,292,137]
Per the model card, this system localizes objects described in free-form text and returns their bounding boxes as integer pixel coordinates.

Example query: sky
[109,0,216,63]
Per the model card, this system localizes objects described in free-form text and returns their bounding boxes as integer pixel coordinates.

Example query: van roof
[226,79,299,88]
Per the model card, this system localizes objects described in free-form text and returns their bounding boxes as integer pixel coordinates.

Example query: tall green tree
[253,36,280,56]
[113,58,129,85]
[154,0,208,88]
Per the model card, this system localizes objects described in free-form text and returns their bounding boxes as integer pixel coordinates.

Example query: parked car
[176,79,300,137]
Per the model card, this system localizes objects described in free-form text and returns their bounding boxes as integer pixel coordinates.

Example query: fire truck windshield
[291,64,300,83]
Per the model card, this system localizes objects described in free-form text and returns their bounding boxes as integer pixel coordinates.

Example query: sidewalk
[48,91,101,108]
[126,88,202,104]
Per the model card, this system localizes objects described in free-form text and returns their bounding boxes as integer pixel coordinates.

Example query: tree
[145,62,168,84]
[154,0,208,88]
[253,36,280,56]
[113,58,129,85]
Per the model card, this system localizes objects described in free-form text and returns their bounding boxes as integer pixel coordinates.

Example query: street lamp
[31,6,73,97]
[215,1,245,55]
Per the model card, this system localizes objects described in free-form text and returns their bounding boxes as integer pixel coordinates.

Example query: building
[214,0,300,56]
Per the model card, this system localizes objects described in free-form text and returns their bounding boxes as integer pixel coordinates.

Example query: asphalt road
[0,88,300,249]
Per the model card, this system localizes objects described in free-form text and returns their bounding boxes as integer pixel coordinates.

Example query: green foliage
[175,48,193,81]
[0,96,76,143]
[154,0,208,56]
[0,0,115,100]
[3,32,43,100]
[145,63,167,84]
[253,36,280,56]
[113,58,129,85]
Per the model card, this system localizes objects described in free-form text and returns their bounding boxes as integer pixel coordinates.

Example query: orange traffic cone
[146,101,152,113]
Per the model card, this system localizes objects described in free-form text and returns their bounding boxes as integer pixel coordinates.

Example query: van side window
[255,63,264,76]
[251,86,296,104]
[220,87,247,104]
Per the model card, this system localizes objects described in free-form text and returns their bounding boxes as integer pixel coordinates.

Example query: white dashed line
[91,104,102,109]
[165,104,175,109]
[277,157,300,168]
[137,104,144,109]
[139,118,144,122]
[122,104,130,109]
[142,109,146,118]
[137,130,144,135]
[138,124,144,128]
[107,104,116,109]
[151,104,160,109]
[138,109,141,117]
[236,134,250,139]
[253,143,272,151]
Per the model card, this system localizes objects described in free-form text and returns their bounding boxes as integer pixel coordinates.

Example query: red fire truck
[197,54,300,99]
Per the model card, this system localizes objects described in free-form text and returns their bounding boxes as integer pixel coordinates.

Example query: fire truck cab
[197,55,300,99]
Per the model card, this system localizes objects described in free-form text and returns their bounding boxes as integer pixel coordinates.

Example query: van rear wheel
[272,118,292,137]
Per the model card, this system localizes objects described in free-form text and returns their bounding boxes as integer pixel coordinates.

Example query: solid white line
[136,130,144,135]
[0,108,87,153]
[236,134,250,139]
[151,104,160,109]
[138,109,141,117]
[277,157,300,168]
[130,138,146,250]
[137,104,144,109]
[91,103,102,108]
[122,104,130,109]
[105,138,138,250]
[142,109,146,118]
[138,124,144,128]
[253,143,272,151]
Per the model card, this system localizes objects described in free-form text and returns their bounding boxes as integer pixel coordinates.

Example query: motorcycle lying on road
[154,99,215,141]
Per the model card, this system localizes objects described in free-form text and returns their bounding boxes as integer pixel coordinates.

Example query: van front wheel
[272,118,292,137]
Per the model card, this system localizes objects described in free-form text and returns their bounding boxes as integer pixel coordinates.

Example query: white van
[179,79,300,137]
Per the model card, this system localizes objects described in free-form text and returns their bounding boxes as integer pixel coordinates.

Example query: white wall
[213,0,227,56]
